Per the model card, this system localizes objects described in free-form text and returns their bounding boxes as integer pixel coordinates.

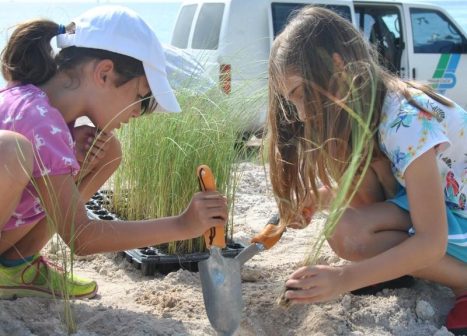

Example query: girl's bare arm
[285,148,447,303]
[35,173,227,255]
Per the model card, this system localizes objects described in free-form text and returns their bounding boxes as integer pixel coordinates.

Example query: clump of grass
[109,89,250,254]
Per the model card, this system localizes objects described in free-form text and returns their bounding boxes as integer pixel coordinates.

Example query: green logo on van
[429,54,460,93]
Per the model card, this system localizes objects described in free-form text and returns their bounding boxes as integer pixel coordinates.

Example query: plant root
[277,286,292,308]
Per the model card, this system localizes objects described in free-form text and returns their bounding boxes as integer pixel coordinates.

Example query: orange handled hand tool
[197,165,240,335]
[234,205,312,265]
[234,213,286,266]
[197,165,226,249]
[250,205,313,249]
[250,214,286,249]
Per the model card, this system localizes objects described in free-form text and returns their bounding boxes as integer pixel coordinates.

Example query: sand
[0,162,457,336]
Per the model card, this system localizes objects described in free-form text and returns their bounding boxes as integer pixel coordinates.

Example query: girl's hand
[72,125,114,175]
[288,206,314,229]
[180,191,228,238]
[284,265,348,304]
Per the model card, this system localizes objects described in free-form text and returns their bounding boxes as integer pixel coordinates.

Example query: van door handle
[412,68,416,80]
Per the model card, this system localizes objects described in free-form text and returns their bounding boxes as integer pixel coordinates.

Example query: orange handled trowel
[235,207,314,265]
[197,165,286,335]
[197,165,242,336]
[234,214,285,267]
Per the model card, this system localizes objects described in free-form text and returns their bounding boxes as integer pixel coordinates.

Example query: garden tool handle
[197,165,226,249]
[250,214,286,250]
[251,205,314,249]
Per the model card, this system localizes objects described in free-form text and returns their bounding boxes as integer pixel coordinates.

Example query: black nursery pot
[86,191,244,276]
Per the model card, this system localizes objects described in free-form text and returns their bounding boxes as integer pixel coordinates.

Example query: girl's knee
[0,131,34,181]
[327,211,371,261]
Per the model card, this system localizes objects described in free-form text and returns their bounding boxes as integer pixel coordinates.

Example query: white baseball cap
[56,5,181,113]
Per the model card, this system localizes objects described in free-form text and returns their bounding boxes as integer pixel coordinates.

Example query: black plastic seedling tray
[86,191,244,275]
[121,242,244,275]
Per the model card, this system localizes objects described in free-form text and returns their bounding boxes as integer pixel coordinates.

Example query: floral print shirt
[379,88,467,218]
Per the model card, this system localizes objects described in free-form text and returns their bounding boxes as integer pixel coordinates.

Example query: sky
[0,0,181,2]
[0,0,462,1]
[0,0,464,4]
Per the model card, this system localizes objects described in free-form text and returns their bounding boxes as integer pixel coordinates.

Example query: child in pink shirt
[0,6,227,300]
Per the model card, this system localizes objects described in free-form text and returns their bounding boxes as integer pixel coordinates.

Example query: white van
[170,0,467,137]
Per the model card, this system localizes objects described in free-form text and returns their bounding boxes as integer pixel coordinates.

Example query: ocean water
[0,1,181,86]
[0,1,181,43]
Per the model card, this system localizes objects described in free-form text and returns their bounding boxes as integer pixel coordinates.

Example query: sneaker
[0,255,98,299]
[446,292,467,336]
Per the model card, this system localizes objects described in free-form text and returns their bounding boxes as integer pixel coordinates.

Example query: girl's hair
[1,19,146,92]
[268,6,453,225]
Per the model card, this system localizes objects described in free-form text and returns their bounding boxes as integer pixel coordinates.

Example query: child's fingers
[289,266,317,279]
[207,217,228,227]
[90,137,111,150]
[194,191,228,204]
[87,147,106,159]
[286,286,331,304]
[202,200,228,218]
[86,133,115,155]
[191,192,228,224]
[285,286,318,300]
[285,274,316,290]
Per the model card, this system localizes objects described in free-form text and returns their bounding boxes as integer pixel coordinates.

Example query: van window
[192,3,225,50]
[271,3,352,38]
[171,5,197,49]
[355,6,404,74]
[410,8,467,54]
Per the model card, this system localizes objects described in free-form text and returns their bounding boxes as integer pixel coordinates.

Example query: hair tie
[57,24,66,35]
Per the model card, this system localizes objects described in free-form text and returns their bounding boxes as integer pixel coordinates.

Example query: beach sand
[0,162,456,336]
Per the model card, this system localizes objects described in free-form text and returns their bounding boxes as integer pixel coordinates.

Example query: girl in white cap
[0,6,227,299]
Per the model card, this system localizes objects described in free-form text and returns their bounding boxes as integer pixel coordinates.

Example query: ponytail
[1,19,59,85]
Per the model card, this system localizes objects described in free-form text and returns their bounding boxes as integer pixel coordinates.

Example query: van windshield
[172,4,197,49]
[271,3,352,38]
[192,3,225,50]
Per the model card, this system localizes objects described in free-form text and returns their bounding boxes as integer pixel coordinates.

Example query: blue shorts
[387,186,467,263]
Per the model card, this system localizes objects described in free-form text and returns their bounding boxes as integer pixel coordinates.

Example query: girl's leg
[0,218,50,258]
[0,215,97,299]
[327,161,412,261]
[0,131,120,300]
[0,132,122,258]
[328,198,467,294]
[411,255,467,296]
[327,202,411,261]
[0,131,33,230]
[425,257,467,333]
[0,131,49,259]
